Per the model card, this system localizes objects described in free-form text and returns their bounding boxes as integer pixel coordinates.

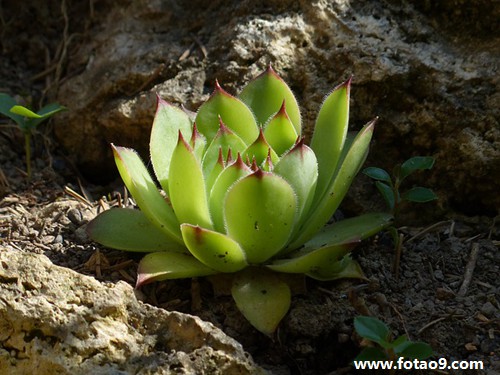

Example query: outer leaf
[150,97,193,193]
[402,187,438,203]
[354,316,390,346]
[290,120,376,248]
[136,252,218,287]
[397,342,433,359]
[209,154,252,232]
[310,78,350,205]
[298,212,393,253]
[266,240,356,274]
[195,81,259,145]
[362,167,392,183]
[168,132,212,229]
[375,181,396,210]
[399,156,435,181]
[239,65,301,133]
[273,139,318,231]
[306,255,365,281]
[87,208,186,252]
[224,170,297,264]
[181,224,247,273]
[202,121,247,179]
[112,145,182,243]
[0,93,26,127]
[231,268,291,335]
[263,100,298,155]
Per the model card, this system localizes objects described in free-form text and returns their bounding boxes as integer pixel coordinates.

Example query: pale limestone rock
[0,248,266,375]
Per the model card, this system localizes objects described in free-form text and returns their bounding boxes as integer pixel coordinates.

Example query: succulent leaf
[242,129,279,167]
[263,101,298,155]
[231,268,291,335]
[112,145,182,243]
[195,81,259,145]
[299,212,393,253]
[310,78,350,207]
[224,170,297,263]
[266,240,357,274]
[87,208,186,252]
[291,119,376,248]
[136,252,218,287]
[239,65,301,133]
[181,224,248,273]
[190,123,207,161]
[306,255,365,281]
[168,132,213,229]
[202,120,247,179]
[209,154,252,232]
[150,97,193,193]
[205,148,226,192]
[273,139,318,233]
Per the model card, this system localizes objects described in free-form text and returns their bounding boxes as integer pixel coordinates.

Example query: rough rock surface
[0,248,265,375]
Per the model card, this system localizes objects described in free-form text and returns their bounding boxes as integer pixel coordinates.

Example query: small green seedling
[363,156,438,218]
[363,157,438,277]
[354,316,433,364]
[0,93,66,178]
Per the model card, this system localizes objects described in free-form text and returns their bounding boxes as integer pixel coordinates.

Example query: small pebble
[53,234,64,244]
[67,208,83,225]
[74,226,89,244]
[480,302,497,317]
[436,287,455,301]
[433,269,444,281]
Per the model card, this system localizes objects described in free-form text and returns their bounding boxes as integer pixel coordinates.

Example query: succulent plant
[87,66,392,335]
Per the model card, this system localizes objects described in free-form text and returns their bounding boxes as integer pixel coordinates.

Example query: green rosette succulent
[87,66,392,335]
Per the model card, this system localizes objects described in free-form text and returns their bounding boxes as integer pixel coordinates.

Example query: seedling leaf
[362,167,391,183]
[354,316,390,346]
[400,156,435,181]
[375,181,396,210]
[402,187,438,203]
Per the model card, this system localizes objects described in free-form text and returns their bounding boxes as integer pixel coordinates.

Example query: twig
[418,317,446,335]
[405,220,451,243]
[392,232,404,280]
[64,185,92,207]
[458,243,480,297]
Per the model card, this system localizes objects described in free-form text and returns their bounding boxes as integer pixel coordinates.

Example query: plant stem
[24,131,32,179]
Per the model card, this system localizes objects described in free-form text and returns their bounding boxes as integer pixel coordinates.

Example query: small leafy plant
[363,156,438,218]
[354,316,433,363]
[87,66,393,334]
[0,93,66,178]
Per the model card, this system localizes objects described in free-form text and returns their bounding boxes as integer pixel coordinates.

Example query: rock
[0,248,265,375]
[2,0,497,216]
